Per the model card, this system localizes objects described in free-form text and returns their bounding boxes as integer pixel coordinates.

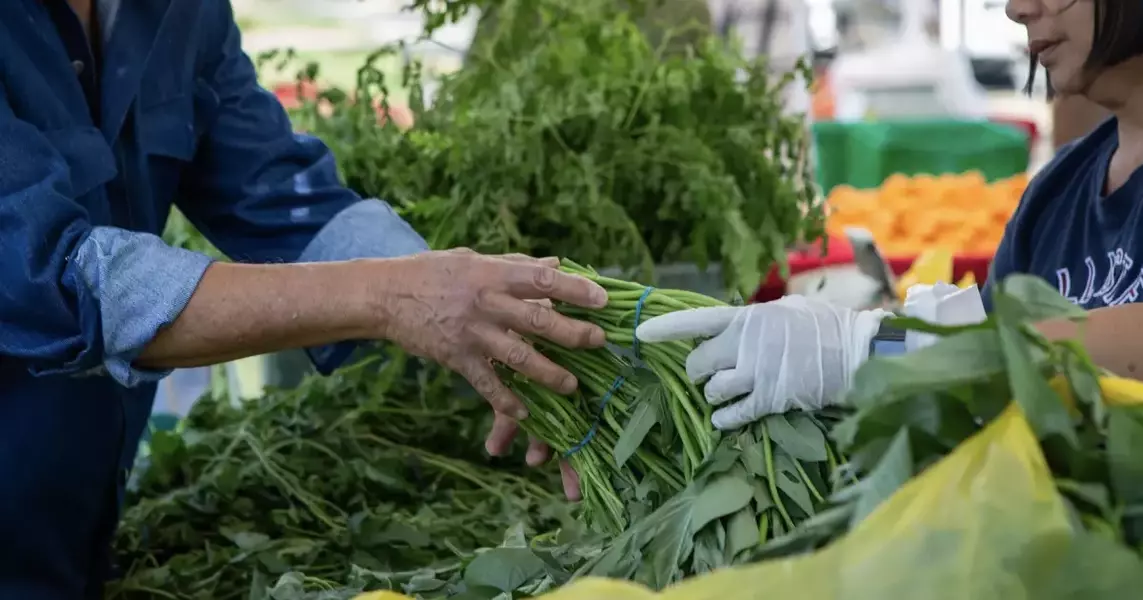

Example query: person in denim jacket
[0,1,605,596]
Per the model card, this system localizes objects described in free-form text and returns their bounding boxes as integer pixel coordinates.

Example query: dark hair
[1025,0,1143,96]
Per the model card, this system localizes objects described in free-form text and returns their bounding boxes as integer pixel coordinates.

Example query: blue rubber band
[564,286,655,458]
[631,286,654,357]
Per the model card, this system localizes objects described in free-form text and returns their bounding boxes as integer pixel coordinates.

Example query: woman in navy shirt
[984,0,1143,375]
[632,0,1143,432]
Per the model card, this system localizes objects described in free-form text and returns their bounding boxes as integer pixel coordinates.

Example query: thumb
[635,306,741,343]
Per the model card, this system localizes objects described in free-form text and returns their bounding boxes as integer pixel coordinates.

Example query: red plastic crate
[751,235,993,303]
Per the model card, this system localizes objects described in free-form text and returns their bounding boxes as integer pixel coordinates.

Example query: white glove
[635,296,889,430]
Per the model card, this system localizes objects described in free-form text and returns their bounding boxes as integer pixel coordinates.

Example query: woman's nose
[1006,0,1041,24]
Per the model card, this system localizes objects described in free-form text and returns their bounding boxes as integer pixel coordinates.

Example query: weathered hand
[374,249,605,497]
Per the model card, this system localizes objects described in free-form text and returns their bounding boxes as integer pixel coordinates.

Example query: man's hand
[635,296,887,430]
[372,249,607,487]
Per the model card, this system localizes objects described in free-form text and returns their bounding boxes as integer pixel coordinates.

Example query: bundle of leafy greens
[303,0,823,296]
[498,260,841,586]
[108,353,571,600]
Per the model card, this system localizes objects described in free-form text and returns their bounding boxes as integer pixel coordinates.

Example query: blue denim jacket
[0,1,427,596]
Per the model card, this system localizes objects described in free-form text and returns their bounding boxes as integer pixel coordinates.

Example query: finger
[498,253,561,268]
[711,397,765,431]
[473,323,579,394]
[502,264,608,308]
[703,368,755,406]
[560,460,582,502]
[635,306,740,343]
[686,334,738,381]
[459,357,529,420]
[526,437,552,467]
[477,292,605,348]
[485,411,520,456]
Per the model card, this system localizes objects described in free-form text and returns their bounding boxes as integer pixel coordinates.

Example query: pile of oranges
[824,171,1028,257]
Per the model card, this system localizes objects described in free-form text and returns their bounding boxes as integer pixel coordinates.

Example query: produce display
[824,171,1027,258]
[111,271,1143,598]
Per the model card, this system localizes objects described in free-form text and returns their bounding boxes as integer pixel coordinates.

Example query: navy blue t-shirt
[983,118,1143,311]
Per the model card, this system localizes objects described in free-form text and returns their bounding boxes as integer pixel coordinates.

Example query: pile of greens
[304,0,822,295]
[108,353,570,600]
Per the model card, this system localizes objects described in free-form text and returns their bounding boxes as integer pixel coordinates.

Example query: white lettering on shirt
[1056,248,1143,308]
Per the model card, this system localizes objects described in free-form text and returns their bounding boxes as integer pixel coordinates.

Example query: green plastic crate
[812,120,1029,194]
[810,121,853,196]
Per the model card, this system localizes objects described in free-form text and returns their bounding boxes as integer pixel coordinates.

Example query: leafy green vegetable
[307,0,822,296]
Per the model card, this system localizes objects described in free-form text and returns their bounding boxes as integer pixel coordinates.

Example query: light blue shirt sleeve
[70,199,425,387]
[72,227,215,387]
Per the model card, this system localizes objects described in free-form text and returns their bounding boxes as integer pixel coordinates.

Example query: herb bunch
[309,0,823,296]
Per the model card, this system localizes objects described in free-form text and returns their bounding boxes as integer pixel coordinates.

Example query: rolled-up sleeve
[176,0,429,373]
[0,86,214,386]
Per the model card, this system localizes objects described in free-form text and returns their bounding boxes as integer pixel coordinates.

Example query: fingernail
[526,447,544,466]
[562,374,578,393]
[592,284,608,307]
[590,326,606,347]
[515,407,530,420]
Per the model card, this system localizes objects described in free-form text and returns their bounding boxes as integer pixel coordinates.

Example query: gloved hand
[635,296,889,430]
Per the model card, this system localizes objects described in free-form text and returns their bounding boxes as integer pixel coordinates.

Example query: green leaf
[847,329,1008,410]
[993,293,1076,445]
[739,435,768,477]
[886,316,993,336]
[764,413,827,462]
[690,474,755,532]
[752,479,775,512]
[463,548,547,593]
[1060,339,1104,419]
[222,528,271,552]
[1107,406,1143,507]
[578,473,753,588]
[999,273,1087,322]
[772,452,816,516]
[690,526,724,574]
[614,399,660,469]
[849,428,913,527]
[723,507,759,561]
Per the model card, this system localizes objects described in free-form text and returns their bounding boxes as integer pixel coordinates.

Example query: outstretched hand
[376,249,604,499]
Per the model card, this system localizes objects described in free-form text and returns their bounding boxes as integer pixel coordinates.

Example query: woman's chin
[1048,72,1085,96]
